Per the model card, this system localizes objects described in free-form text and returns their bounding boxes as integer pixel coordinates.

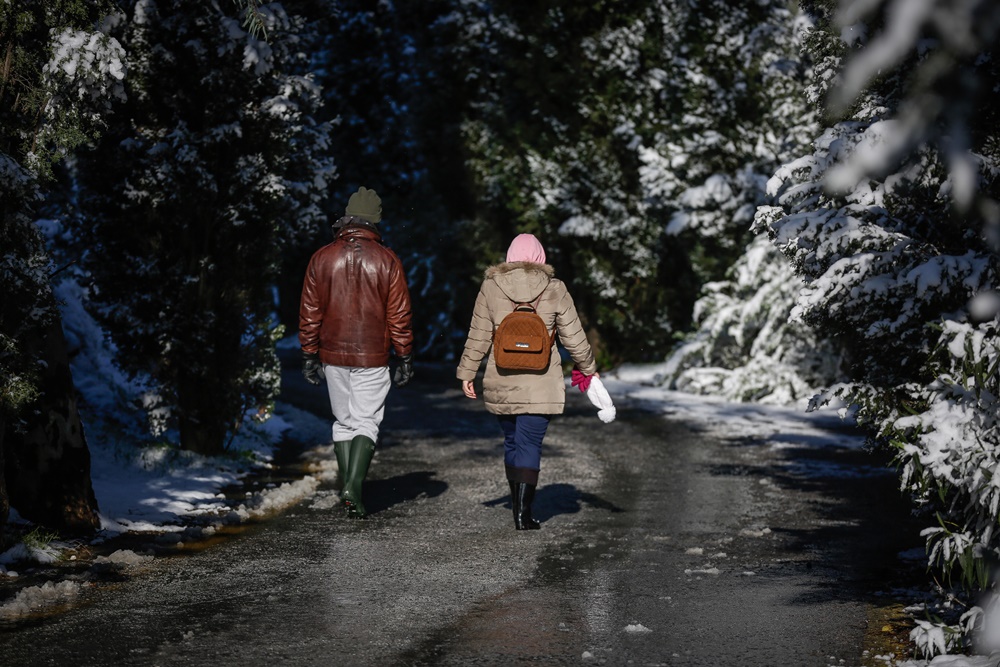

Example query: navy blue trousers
[497,414,550,483]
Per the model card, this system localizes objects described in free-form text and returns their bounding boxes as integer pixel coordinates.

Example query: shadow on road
[481,482,624,522]
[366,470,449,515]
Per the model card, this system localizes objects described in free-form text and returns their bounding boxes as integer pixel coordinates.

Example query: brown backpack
[493,292,555,372]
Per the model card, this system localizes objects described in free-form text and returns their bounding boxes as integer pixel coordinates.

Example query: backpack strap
[504,288,556,347]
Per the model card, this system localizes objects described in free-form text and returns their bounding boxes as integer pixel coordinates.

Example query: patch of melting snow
[94,549,154,567]
[624,623,652,633]
[226,476,321,523]
[309,490,343,510]
[0,581,82,620]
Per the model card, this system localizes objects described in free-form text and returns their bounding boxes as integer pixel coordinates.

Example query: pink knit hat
[506,233,546,264]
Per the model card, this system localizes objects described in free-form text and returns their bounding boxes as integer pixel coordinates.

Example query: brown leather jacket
[299,221,413,367]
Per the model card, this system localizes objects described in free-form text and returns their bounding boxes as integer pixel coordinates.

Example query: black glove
[393,354,413,387]
[302,352,324,385]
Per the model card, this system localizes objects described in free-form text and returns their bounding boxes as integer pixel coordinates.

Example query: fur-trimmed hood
[485,261,555,304]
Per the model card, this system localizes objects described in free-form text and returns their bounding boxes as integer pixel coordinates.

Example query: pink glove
[571,369,593,393]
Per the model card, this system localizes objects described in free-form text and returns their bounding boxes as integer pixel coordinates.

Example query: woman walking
[457,233,598,530]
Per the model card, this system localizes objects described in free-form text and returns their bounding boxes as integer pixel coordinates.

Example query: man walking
[299,186,414,517]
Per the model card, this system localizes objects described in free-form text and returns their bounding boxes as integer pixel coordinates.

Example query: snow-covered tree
[0,0,125,531]
[78,0,335,455]
[665,235,846,403]
[231,0,269,37]
[754,0,1000,654]
[658,7,851,403]
[429,0,815,364]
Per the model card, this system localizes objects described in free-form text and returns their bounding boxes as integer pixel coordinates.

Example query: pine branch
[232,0,268,40]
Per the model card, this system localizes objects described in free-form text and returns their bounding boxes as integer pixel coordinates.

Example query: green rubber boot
[333,440,351,493]
[341,435,376,518]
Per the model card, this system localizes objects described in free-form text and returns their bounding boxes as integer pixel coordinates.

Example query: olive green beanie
[345,186,382,224]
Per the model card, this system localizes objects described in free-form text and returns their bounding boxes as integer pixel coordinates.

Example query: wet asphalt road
[0,358,925,666]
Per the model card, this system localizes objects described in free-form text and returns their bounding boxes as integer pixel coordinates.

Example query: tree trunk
[177,373,228,456]
[3,319,100,534]
[175,318,243,456]
[0,417,8,535]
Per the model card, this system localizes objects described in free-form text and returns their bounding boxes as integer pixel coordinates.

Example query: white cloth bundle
[585,376,616,423]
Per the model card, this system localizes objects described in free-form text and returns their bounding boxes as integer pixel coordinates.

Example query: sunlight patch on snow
[299,442,343,484]
[309,490,343,510]
[226,476,321,523]
[605,371,863,451]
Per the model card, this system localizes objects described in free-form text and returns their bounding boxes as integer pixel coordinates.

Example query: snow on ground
[607,361,865,451]
[86,408,331,535]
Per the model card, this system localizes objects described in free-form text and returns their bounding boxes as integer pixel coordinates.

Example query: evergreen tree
[78,0,334,455]
[427,0,812,364]
[660,7,848,402]
[755,0,1000,652]
[665,235,846,403]
[0,0,122,532]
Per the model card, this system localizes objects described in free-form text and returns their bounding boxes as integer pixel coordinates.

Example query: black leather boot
[513,482,541,530]
[509,480,519,522]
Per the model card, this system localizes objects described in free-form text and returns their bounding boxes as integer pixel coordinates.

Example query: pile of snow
[93,550,154,567]
[0,581,83,620]
[623,623,652,634]
[224,476,323,524]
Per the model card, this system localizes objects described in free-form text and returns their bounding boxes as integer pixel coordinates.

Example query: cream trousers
[323,365,391,444]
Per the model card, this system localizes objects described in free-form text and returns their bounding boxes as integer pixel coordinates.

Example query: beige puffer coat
[456,262,597,415]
